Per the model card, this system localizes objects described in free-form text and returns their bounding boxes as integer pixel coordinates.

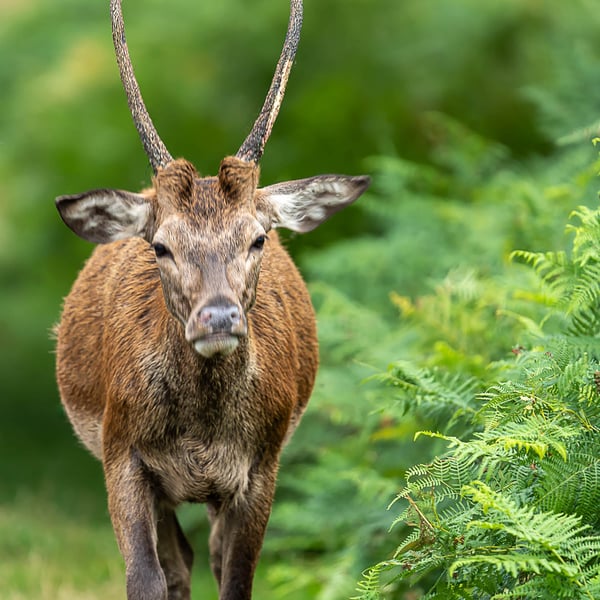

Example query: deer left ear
[56,189,153,244]
[259,174,370,233]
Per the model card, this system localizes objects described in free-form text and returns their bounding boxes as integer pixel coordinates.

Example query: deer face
[56,156,369,358]
[150,159,264,357]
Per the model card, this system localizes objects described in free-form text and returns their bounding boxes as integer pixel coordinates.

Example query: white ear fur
[260,174,370,233]
[56,189,152,244]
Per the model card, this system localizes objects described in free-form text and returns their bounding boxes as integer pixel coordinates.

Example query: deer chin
[192,333,240,358]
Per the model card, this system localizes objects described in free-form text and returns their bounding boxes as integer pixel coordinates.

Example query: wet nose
[198,304,241,333]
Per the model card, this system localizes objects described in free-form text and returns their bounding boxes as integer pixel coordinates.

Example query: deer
[54,0,369,598]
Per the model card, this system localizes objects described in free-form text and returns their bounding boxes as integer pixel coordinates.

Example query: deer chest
[140,436,255,505]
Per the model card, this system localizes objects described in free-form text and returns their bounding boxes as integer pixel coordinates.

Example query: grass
[0,489,125,600]
[0,485,247,599]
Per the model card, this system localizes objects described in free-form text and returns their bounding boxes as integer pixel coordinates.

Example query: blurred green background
[2,0,600,598]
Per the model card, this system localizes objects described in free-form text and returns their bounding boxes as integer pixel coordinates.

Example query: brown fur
[56,158,320,600]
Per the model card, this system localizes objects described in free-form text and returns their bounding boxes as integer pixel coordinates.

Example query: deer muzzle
[185,300,247,358]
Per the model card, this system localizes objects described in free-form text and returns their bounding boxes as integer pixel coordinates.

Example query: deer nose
[198,304,241,333]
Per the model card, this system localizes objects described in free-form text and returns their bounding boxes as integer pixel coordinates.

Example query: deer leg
[104,448,167,600]
[210,469,277,600]
[207,502,224,588]
[156,506,194,600]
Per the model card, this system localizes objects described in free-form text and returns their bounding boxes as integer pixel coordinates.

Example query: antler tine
[236,0,303,164]
[110,0,173,172]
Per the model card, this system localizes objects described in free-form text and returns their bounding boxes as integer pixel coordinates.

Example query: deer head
[56,0,369,359]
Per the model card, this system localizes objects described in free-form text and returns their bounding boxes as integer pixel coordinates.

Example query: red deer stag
[54,0,369,598]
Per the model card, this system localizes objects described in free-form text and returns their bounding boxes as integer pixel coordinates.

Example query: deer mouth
[192,333,240,358]
[185,299,247,358]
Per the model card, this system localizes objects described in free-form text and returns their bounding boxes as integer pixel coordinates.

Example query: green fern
[359,201,600,598]
[369,362,480,431]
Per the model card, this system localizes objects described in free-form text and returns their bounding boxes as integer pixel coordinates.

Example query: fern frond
[568,206,600,262]
[449,553,578,579]
[535,442,600,525]
[510,249,573,299]
[352,562,391,600]
[463,481,591,553]
[566,261,600,312]
[372,361,480,426]
[569,303,600,336]
[476,415,579,461]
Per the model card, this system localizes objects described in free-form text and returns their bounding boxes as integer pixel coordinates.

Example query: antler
[110,0,173,172]
[236,0,303,164]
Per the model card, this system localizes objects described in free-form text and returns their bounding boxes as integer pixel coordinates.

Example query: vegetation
[356,204,600,599]
[2,0,600,598]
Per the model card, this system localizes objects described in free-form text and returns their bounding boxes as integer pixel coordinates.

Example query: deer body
[55,2,369,599]
[57,212,317,484]
[56,232,317,478]
[56,201,317,599]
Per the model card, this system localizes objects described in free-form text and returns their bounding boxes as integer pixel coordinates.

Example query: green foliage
[356,203,600,598]
[512,205,600,336]
[260,120,600,598]
[3,0,600,598]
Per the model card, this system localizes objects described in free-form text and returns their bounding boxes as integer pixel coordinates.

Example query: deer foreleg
[209,469,277,600]
[157,506,194,600]
[104,448,167,600]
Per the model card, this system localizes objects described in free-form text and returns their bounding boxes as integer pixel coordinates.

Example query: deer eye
[152,242,172,259]
[251,235,267,251]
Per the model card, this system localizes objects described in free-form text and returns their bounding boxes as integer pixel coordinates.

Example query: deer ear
[55,189,153,244]
[259,175,370,233]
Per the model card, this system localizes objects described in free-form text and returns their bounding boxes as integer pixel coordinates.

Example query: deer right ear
[56,189,153,244]
[259,174,371,233]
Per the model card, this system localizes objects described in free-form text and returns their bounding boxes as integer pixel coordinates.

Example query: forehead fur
[152,157,260,221]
